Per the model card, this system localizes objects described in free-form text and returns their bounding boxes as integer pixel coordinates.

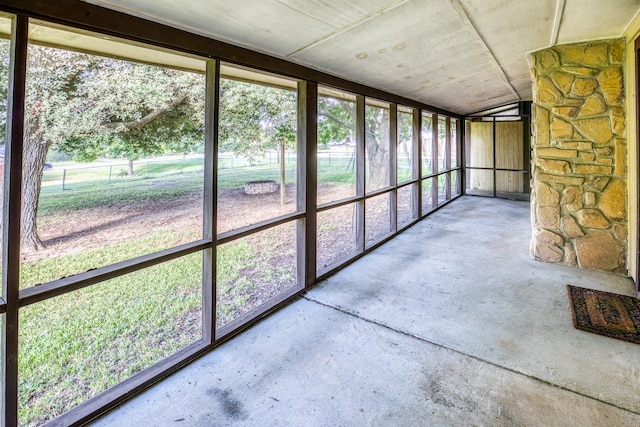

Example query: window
[0,7,464,425]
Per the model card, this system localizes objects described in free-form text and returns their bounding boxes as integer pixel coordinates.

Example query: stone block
[594,147,613,156]
[538,159,570,174]
[563,242,577,266]
[535,107,550,146]
[576,142,593,150]
[615,139,626,177]
[536,181,560,207]
[584,191,596,207]
[550,117,574,140]
[598,67,624,105]
[537,173,584,186]
[609,107,625,135]
[571,78,597,97]
[536,147,577,159]
[536,77,562,104]
[610,38,625,64]
[560,42,608,67]
[575,230,625,272]
[578,93,607,116]
[599,179,626,221]
[613,223,627,242]
[572,164,613,175]
[537,206,560,228]
[551,71,574,94]
[563,66,600,77]
[579,152,595,161]
[561,215,584,238]
[536,228,564,246]
[573,117,613,144]
[562,186,584,212]
[577,209,610,229]
[551,106,578,118]
[585,177,610,192]
[597,158,613,165]
[534,49,560,74]
[532,240,564,263]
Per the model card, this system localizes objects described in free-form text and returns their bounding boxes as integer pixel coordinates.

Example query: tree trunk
[365,108,390,189]
[127,159,134,175]
[22,116,50,251]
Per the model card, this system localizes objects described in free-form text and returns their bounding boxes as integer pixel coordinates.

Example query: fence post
[61,169,66,191]
[147,161,150,177]
[108,165,112,182]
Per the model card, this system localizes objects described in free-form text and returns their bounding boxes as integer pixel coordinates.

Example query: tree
[2,44,205,250]
[219,79,297,204]
[318,96,392,189]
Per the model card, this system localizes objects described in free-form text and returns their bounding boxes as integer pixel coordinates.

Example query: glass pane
[217,221,298,329]
[496,170,525,195]
[438,173,449,204]
[218,74,298,234]
[421,112,433,176]
[21,34,205,289]
[19,253,203,425]
[365,192,391,246]
[397,107,414,184]
[437,117,447,172]
[318,89,357,204]
[365,100,390,193]
[451,119,458,168]
[317,203,358,273]
[495,121,524,170]
[451,170,461,197]
[422,177,436,215]
[466,169,494,196]
[398,184,417,228]
[467,121,494,168]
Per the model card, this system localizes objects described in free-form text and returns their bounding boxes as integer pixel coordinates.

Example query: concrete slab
[91,196,640,425]
[92,299,639,426]
[308,196,640,413]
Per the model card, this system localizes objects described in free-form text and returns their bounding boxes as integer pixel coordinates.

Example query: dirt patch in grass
[25,183,354,263]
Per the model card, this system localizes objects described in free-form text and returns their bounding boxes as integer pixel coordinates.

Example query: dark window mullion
[202,59,219,344]
[389,104,398,232]
[355,95,365,253]
[298,80,317,288]
[2,14,28,427]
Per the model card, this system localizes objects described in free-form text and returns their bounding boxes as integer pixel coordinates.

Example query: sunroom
[1,1,640,426]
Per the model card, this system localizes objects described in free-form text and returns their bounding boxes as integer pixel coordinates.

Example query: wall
[529,38,627,274]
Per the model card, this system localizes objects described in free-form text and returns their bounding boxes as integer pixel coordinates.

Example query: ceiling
[84,0,640,115]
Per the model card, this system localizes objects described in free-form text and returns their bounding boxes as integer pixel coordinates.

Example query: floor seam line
[301,294,640,417]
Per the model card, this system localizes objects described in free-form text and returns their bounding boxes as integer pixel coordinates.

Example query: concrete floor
[91,196,640,426]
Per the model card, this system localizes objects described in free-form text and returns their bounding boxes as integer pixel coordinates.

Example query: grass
[216,224,297,327]
[17,154,454,425]
[18,231,203,426]
[18,225,297,426]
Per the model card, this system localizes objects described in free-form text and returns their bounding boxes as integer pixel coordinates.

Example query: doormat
[567,285,640,345]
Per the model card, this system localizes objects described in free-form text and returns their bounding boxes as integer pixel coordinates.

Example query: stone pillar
[529,39,627,274]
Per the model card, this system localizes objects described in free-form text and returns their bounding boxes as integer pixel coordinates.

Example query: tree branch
[103,94,188,130]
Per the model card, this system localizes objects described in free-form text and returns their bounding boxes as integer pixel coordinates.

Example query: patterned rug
[567,285,640,345]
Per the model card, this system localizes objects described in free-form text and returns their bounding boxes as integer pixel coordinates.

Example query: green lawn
[18,154,444,425]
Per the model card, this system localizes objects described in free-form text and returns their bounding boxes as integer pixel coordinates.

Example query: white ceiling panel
[291,0,515,106]
[557,0,640,44]
[81,0,640,114]
[457,0,557,65]
[87,0,396,56]
[410,68,518,113]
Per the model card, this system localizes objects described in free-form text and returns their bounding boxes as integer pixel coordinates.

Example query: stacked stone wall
[529,38,627,274]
